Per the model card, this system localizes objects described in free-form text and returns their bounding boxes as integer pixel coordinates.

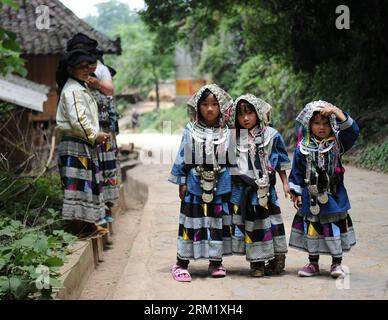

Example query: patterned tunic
[289,107,360,257]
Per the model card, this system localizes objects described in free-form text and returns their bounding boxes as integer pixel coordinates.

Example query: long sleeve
[168,129,189,185]
[271,132,291,172]
[337,114,360,153]
[63,89,99,144]
[288,147,306,196]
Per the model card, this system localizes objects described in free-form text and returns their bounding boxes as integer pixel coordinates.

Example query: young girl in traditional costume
[169,84,234,282]
[228,94,291,277]
[288,101,359,278]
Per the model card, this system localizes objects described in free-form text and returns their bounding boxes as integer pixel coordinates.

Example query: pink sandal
[208,263,226,277]
[171,264,192,282]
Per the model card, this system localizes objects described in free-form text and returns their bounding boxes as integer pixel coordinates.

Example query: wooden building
[0,0,121,167]
[0,74,49,169]
[0,0,121,136]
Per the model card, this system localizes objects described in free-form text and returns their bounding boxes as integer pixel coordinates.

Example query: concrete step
[56,240,94,300]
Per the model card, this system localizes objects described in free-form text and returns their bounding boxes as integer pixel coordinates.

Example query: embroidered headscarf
[226,93,272,130]
[187,84,233,125]
[296,100,342,178]
[296,100,339,144]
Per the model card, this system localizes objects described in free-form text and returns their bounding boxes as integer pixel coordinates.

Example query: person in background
[131,108,140,130]
[89,58,120,224]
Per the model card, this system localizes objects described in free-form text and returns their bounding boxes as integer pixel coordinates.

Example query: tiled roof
[0,0,121,55]
[0,74,49,112]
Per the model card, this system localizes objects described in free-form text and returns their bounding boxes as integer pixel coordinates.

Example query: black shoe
[265,255,286,275]
[250,261,265,277]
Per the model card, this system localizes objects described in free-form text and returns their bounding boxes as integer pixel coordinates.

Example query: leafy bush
[343,140,388,173]
[0,103,17,122]
[229,54,310,147]
[0,173,63,229]
[0,172,76,300]
[0,217,76,300]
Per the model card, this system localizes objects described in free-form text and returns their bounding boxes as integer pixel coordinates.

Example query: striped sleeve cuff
[279,162,291,171]
[337,115,353,131]
[289,182,302,195]
[168,174,186,185]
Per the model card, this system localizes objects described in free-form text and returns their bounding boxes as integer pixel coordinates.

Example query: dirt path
[81,134,388,300]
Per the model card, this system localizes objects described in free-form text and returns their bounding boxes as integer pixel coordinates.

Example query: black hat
[66,49,97,67]
[88,47,104,63]
[66,33,98,52]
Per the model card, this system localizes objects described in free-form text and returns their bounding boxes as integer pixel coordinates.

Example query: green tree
[84,0,139,37]
[0,0,26,76]
[142,0,388,124]
[83,1,174,111]
[106,21,174,110]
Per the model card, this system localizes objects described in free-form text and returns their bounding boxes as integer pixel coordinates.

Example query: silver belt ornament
[308,184,319,196]
[196,165,220,204]
[310,202,320,215]
[249,144,270,207]
[202,179,214,191]
[202,192,214,203]
[257,185,269,207]
[317,171,330,204]
[317,192,329,204]
[306,155,330,216]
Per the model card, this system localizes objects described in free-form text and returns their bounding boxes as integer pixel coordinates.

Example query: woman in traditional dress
[56,49,110,235]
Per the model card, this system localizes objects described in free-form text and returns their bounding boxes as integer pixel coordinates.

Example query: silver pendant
[308,184,319,197]
[202,180,214,191]
[318,153,325,169]
[310,204,320,215]
[255,136,263,145]
[202,193,214,203]
[257,186,268,198]
[202,171,215,180]
[195,166,203,173]
[317,192,329,204]
[259,196,268,207]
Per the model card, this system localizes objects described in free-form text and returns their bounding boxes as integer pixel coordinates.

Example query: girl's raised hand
[320,105,346,122]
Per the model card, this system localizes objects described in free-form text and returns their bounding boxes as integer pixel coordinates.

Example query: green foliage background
[141,0,388,171]
[84,1,174,99]
[0,0,26,76]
